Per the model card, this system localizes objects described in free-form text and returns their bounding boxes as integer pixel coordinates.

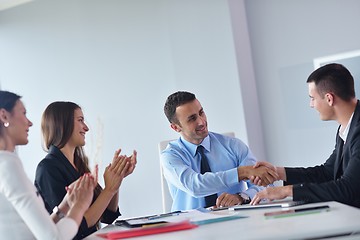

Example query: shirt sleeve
[228,138,267,199]
[161,148,238,197]
[0,155,78,240]
[161,136,265,197]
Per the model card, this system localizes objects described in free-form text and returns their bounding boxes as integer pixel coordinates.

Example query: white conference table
[85,201,360,240]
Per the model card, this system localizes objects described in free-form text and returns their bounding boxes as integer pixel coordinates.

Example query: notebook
[228,199,305,211]
[98,220,197,239]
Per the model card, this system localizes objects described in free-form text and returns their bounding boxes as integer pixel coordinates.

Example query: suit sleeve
[35,160,69,213]
[285,134,360,207]
[101,208,121,224]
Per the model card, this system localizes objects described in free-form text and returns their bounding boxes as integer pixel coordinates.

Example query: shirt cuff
[242,188,257,200]
[227,167,241,185]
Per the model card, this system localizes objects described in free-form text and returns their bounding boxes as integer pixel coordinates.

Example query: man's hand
[250,185,293,205]
[215,193,243,208]
[250,161,286,185]
[238,165,278,186]
[250,161,277,185]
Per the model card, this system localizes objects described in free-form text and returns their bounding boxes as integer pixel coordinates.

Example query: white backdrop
[3,0,357,219]
[0,0,251,217]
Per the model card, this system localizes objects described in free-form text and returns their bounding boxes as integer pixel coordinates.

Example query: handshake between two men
[215,161,284,208]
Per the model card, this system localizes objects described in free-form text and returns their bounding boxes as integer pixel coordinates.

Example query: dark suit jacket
[285,100,360,208]
[34,145,120,239]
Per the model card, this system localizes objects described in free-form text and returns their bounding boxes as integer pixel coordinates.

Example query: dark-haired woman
[0,91,95,239]
[35,101,137,239]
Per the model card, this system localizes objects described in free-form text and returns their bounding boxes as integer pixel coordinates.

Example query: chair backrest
[158,132,235,213]
[158,139,174,213]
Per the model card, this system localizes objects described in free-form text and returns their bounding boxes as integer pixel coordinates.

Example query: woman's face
[69,108,89,147]
[6,100,33,148]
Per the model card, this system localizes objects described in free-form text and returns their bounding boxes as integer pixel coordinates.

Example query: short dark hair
[306,63,355,101]
[164,91,196,124]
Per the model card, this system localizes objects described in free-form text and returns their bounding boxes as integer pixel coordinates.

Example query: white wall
[0,0,252,217]
[244,0,360,167]
[4,0,357,220]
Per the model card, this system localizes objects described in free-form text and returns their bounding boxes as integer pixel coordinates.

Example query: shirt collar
[180,134,211,157]
[339,112,354,142]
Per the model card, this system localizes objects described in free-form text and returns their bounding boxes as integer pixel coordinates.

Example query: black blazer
[35,145,120,239]
[285,100,360,208]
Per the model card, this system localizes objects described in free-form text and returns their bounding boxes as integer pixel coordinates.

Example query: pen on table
[147,211,182,220]
[264,205,330,218]
[292,205,330,212]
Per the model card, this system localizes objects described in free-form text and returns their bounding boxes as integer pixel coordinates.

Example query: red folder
[97,220,197,239]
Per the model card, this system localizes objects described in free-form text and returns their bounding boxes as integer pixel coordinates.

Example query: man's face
[308,82,334,121]
[171,99,208,145]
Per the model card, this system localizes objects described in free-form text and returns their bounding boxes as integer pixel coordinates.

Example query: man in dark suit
[250,63,360,208]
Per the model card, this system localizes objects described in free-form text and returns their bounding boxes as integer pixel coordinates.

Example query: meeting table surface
[85,201,360,240]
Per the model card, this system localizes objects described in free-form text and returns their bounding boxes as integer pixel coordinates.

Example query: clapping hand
[55,174,96,225]
[124,150,137,178]
[66,174,96,212]
[103,149,131,194]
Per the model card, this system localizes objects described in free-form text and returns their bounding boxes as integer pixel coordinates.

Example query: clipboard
[115,219,168,228]
[114,210,183,228]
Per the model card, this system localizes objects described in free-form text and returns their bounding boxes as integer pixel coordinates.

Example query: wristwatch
[53,206,65,220]
[239,193,251,204]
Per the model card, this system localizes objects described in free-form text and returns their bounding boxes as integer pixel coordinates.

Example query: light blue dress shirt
[160,132,265,211]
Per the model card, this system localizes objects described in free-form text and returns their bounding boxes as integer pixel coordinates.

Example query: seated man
[250,63,360,208]
[161,91,277,211]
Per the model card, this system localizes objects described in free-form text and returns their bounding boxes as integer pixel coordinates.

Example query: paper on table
[162,208,247,224]
[113,208,246,234]
[229,198,305,211]
[192,215,246,225]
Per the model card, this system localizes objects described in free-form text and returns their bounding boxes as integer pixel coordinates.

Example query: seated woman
[0,90,95,239]
[35,101,137,239]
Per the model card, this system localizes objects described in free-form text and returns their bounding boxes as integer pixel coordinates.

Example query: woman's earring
[4,122,9,128]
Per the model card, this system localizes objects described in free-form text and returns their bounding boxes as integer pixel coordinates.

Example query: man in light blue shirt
[161,91,277,211]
